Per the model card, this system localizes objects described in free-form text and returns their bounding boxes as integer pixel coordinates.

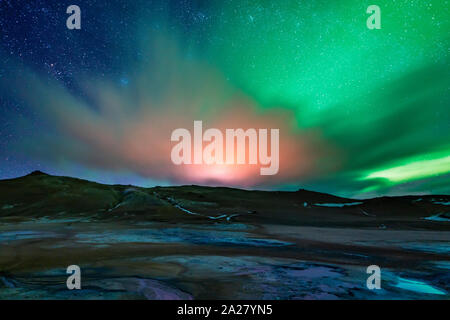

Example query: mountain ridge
[0,171,449,229]
[3,170,449,201]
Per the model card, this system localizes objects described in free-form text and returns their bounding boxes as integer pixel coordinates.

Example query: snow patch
[314,202,363,208]
[424,213,450,222]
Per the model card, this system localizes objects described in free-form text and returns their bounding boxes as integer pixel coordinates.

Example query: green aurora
[0,0,449,198]
[202,0,450,197]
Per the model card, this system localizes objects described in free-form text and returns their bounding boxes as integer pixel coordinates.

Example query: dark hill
[0,171,449,228]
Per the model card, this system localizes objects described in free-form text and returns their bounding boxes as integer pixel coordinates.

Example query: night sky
[0,0,449,198]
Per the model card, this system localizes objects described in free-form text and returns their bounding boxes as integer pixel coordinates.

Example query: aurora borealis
[0,0,449,198]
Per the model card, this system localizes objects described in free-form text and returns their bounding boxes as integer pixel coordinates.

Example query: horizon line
[1,169,449,201]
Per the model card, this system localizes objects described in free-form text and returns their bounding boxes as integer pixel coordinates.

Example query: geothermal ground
[0,171,449,299]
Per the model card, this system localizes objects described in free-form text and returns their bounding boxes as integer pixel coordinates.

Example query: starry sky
[0,0,449,198]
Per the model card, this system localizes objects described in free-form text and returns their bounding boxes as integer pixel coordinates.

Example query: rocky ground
[0,171,448,299]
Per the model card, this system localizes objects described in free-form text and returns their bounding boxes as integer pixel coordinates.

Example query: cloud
[2,34,332,188]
